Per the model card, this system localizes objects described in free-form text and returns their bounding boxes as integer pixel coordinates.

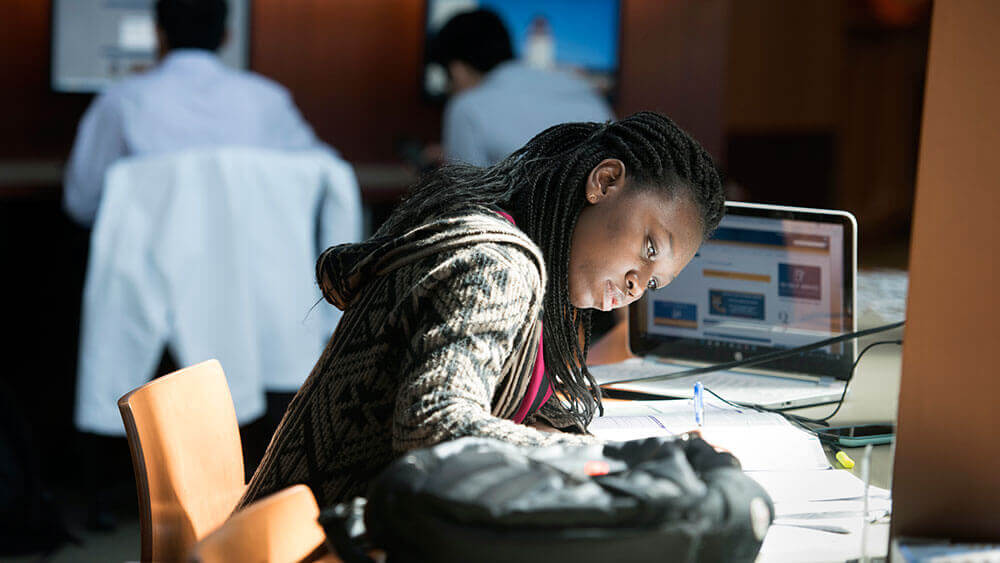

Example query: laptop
[590,202,858,409]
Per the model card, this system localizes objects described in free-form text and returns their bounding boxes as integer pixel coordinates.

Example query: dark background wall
[0,0,732,164]
[1,0,928,229]
[725,0,929,246]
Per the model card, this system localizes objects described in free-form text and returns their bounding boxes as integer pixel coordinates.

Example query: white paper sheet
[591,400,894,562]
[758,519,890,563]
[590,400,831,471]
[747,469,890,504]
[752,469,893,561]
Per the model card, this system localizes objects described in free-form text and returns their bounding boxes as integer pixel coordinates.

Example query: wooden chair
[119,359,248,562]
[189,484,337,563]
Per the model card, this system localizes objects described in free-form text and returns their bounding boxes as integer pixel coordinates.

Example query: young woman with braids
[239,112,725,509]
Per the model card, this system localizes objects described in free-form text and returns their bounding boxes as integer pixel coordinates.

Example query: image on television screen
[423,0,620,100]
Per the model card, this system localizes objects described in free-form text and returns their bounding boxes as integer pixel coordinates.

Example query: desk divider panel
[890,0,1000,543]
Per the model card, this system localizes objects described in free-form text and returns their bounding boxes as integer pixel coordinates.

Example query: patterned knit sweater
[239,211,598,509]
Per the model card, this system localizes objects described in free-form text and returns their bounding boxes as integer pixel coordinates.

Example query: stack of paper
[753,469,892,562]
[590,399,830,471]
[589,358,847,408]
[588,399,892,562]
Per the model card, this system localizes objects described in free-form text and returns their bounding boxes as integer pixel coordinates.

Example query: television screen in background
[51,0,249,93]
[423,0,620,100]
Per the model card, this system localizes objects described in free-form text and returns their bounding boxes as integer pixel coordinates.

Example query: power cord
[602,321,905,386]
[598,320,904,439]
[795,339,903,424]
[701,339,903,433]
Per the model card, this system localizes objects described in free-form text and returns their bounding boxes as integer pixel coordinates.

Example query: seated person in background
[239,112,724,509]
[429,8,615,167]
[64,0,320,227]
[67,0,332,529]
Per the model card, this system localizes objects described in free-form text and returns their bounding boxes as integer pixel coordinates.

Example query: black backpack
[322,435,773,563]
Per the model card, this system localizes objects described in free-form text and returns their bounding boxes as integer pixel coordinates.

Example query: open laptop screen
[629,203,857,379]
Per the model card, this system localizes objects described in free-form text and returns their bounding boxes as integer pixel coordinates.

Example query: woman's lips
[602,280,626,311]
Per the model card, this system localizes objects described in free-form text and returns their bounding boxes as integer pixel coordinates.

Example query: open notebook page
[589,399,830,471]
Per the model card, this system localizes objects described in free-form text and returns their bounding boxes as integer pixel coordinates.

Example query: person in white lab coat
[63,0,320,227]
[65,0,331,531]
[428,9,614,167]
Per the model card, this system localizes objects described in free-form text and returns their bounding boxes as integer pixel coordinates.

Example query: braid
[375,112,724,429]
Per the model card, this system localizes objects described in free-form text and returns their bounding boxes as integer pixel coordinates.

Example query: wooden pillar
[890,0,1000,542]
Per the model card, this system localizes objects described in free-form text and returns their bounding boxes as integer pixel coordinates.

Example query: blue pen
[693,381,704,427]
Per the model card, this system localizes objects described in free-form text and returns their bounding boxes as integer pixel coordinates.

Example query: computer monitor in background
[422,0,620,100]
[51,0,250,93]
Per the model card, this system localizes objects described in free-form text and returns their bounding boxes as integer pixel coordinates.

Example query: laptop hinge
[642,356,831,384]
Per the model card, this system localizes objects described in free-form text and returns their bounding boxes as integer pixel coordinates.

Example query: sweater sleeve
[392,244,600,453]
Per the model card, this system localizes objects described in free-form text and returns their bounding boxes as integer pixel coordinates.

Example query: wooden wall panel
[0,0,91,159]
[726,0,841,133]
[1,1,730,167]
[890,0,1000,541]
[723,0,928,258]
[0,0,449,165]
[250,0,442,162]
[616,0,729,160]
[253,0,731,163]
[837,24,927,240]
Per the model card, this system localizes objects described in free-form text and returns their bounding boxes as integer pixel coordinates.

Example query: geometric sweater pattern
[238,211,597,509]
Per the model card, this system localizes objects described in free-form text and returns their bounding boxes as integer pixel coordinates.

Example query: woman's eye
[646,237,657,259]
[647,278,659,290]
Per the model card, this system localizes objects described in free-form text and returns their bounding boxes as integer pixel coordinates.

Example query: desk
[787,319,904,490]
[759,323,902,562]
[590,312,904,489]
[772,341,899,561]
[589,312,905,561]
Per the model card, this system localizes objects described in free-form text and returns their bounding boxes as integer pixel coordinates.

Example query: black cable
[700,339,902,436]
[792,339,903,424]
[700,385,826,434]
[601,320,904,386]
[598,321,904,442]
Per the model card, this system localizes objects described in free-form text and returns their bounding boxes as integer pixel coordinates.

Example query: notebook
[590,202,858,409]
[590,399,831,471]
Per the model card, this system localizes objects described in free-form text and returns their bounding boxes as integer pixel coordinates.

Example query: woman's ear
[585,159,626,205]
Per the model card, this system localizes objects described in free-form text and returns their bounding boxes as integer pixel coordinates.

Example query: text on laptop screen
[636,208,854,376]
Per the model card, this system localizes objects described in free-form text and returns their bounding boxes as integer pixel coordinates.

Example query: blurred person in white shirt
[65,0,335,531]
[64,0,321,227]
[428,9,614,167]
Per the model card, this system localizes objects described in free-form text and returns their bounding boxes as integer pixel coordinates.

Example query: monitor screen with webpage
[629,202,857,379]
[51,0,249,93]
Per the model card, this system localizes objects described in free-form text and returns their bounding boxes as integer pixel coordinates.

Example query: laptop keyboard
[590,360,845,408]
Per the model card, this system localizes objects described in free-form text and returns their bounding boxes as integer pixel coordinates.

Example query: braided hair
[378,111,725,429]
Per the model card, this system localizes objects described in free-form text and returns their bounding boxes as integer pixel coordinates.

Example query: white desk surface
[788,317,905,489]
[759,316,904,562]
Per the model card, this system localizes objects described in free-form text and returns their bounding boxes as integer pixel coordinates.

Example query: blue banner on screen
[709,290,765,320]
[710,227,830,251]
[778,263,822,300]
[654,301,698,329]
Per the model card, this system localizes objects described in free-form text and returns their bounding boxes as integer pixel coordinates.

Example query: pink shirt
[495,211,553,423]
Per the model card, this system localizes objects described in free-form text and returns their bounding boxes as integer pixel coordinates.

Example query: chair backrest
[189,484,331,563]
[119,359,247,562]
